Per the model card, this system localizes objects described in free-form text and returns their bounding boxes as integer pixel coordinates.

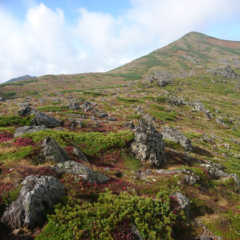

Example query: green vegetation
[0,146,33,164]
[148,110,177,122]
[24,130,134,156]
[117,97,143,104]
[0,115,33,127]
[206,211,240,240]
[36,190,186,240]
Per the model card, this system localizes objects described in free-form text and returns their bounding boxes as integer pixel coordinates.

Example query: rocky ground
[0,32,240,240]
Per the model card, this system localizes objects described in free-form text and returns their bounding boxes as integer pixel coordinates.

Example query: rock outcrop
[131,117,165,168]
[54,161,109,184]
[161,126,193,151]
[1,175,65,229]
[146,71,172,87]
[32,111,62,128]
[211,65,239,79]
[41,137,69,163]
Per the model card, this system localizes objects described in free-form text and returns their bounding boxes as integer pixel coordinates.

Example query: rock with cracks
[131,118,165,168]
[161,126,193,152]
[31,111,62,128]
[1,175,65,229]
[41,137,69,163]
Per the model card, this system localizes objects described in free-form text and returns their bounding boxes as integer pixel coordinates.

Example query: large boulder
[1,175,65,229]
[54,161,109,184]
[161,126,193,152]
[131,117,165,168]
[14,125,46,137]
[41,137,69,163]
[31,111,62,128]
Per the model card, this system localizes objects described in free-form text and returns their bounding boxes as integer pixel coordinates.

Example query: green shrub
[36,190,185,240]
[0,115,33,127]
[24,130,134,156]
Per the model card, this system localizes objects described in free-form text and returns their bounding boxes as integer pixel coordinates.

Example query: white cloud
[0,0,240,82]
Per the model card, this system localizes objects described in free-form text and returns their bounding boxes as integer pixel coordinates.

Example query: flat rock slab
[14,125,46,137]
[55,161,109,184]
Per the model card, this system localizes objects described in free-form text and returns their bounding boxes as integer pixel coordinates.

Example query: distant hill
[6,75,36,83]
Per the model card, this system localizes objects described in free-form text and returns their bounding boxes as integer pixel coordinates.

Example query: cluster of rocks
[161,126,193,152]
[201,162,240,192]
[130,117,165,168]
[210,65,239,79]
[1,135,110,230]
[146,71,172,87]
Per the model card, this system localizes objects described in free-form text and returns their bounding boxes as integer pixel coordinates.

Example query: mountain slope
[111,31,240,78]
[0,32,240,240]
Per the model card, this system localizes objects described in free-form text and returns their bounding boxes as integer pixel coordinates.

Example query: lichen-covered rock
[54,161,109,184]
[1,175,65,229]
[200,162,228,179]
[131,118,165,168]
[31,111,62,128]
[184,171,200,185]
[161,126,193,152]
[211,65,239,79]
[41,137,69,163]
[14,125,46,137]
[170,192,190,216]
[18,103,32,117]
[72,146,88,162]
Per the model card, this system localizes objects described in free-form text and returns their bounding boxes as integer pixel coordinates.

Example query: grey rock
[69,101,80,110]
[32,111,62,128]
[94,110,108,118]
[184,171,200,185]
[211,65,239,79]
[14,125,46,137]
[171,192,190,212]
[81,101,95,112]
[168,96,187,106]
[72,147,88,162]
[18,103,32,117]
[41,137,69,163]
[55,161,109,184]
[147,71,172,87]
[1,175,65,229]
[162,126,193,152]
[192,102,206,112]
[201,162,228,179]
[131,118,165,168]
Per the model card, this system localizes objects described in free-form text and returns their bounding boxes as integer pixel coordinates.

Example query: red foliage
[0,182,14,204]
[13,137,35,147]
[112,221,136,240]
[16,166,58,178]
[0,132,13,143]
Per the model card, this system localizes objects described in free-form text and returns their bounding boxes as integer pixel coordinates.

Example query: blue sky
[0,0,240,82]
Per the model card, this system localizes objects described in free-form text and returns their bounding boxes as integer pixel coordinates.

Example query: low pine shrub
[36,190,186,240]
